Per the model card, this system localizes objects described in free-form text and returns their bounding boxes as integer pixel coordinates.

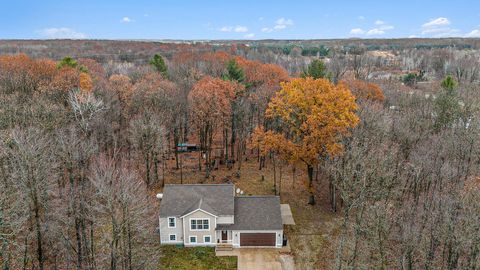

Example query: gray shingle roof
[159,184,234,217]
[217,196,283,230]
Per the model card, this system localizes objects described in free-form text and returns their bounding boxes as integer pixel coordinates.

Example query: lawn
[159,246,237,270]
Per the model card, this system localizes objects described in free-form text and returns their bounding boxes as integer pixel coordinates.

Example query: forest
[0,38,479,269]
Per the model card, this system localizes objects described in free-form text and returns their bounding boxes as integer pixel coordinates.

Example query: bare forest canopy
[1,37,480,62]
[0,38,479,269]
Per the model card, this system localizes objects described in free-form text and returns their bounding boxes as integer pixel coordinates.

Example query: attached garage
[240,233,276,247]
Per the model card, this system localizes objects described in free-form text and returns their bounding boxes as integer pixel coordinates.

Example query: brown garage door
[240,233,276,246]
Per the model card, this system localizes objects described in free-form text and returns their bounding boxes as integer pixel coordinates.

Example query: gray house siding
[217,215,234,224]
[159,216,183,244]
[183,210,216,246]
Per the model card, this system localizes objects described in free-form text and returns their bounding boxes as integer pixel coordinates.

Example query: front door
[221,230,228,241]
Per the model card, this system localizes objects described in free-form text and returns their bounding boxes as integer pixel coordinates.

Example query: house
[158,184,293,248]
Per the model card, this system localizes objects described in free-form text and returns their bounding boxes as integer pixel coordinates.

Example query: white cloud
[122,17,134,23]
[358,16,365,20]
[261,27,273,33]
[258,17,264,21]
[234,26,248,32]
[419,17,461,37]
[409,35,418,38]
[367,28,385,35]
[244,33,255,38]
[144,14,149,17]
[37,27,87,39]
[422,17,450,28]
[261,18,294,33]
[220,26,233,32]
[465,29,480,37]
[349,19,393,36]
[350,28,365,35]
[276,18,293,26]
[379,25,394,30]
[219,25,248,33]
[274,24,287,30]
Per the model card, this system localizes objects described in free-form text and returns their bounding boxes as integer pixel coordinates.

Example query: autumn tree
[263,78,359,204]
[344,79,385,103]
[188,76,236,175]
[5,128,57,270]
[0,54,57,95]
[222,58,247,163]
[89,156,159,269]
[251,127,294,195]
[130,73,177,184]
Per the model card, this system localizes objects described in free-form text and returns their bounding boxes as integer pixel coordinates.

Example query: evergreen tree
[149,54,168,77]
[57,56,78,69]
[434,75,460,131]
[223,59,245,84]
[301,59,330,80]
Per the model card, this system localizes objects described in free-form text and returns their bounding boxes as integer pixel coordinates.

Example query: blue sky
[1,0,480,40]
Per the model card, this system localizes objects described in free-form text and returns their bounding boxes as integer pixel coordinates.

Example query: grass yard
[159,246,237,270]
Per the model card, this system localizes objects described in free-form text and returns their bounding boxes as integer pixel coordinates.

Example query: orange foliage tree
[235,57,290,125]
[0,53,57,94]
[188,76,237,174]
[259,77,359,204]
[344,79,385,103]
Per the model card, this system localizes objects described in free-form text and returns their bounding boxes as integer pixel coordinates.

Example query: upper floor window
[168,217,176,228]
[190,218,209,230]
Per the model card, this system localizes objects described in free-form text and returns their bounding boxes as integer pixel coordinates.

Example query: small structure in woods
[176,143,199,152]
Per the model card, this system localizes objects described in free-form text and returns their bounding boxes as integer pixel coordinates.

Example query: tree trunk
[75,217,83,270]
[34,201,44,270]
[224,128,228,163]
[272,154,277,195]
[307,165,315,205]
[230,112,236,161]
[154,152,159,185]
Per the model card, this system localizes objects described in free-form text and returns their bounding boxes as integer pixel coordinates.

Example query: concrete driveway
[217,247,294,270]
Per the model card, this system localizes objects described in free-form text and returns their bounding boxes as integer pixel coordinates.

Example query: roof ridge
[198,197,203,208]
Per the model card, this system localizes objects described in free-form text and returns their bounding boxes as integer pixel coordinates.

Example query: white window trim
[189,235,197,243]
[169,234,177,241]
[204,235,212,243]
[168,217,176,228]
[189,218,210,231]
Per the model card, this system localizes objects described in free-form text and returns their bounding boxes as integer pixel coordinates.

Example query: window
[190,219,209,230]
[190,236,197,243]
[169,234,176,241]
[168,217,175,228]
[204,235,211,243]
